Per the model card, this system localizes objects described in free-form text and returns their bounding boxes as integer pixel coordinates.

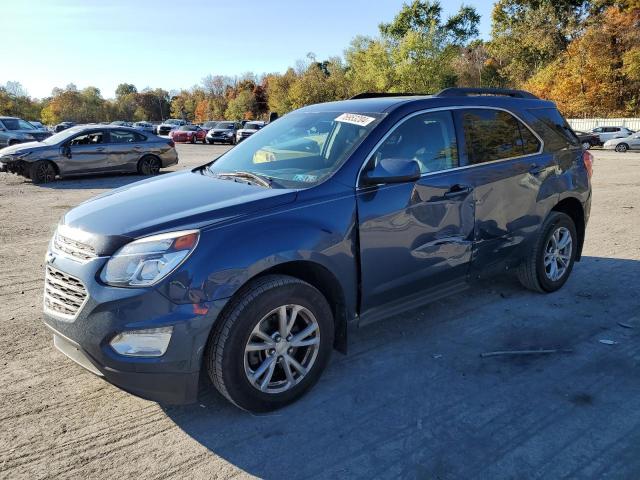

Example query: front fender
[156,192,359,315]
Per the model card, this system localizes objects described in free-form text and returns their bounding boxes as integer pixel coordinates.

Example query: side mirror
[361,157,421,186]
[62,144,71,158]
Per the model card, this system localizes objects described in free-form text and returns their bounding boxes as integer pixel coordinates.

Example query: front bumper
[43,252,228,404]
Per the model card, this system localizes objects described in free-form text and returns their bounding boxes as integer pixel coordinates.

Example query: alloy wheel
[244,304,320,394]
[543,226,572,281]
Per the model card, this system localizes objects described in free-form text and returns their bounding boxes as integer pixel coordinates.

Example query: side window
[369,110,459,174]
[133,131,147,142]
[109,130,137,143]
[69,131,103,146]
[527,107,579,149]
[461,109,536,164]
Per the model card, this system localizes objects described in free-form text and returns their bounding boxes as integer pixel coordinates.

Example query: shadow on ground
[164,256,640,479]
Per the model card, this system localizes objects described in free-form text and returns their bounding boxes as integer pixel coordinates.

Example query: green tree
[225,90,257,120]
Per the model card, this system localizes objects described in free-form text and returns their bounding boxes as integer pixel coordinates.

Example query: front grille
[44,266,88,319]
[54,232,97,262]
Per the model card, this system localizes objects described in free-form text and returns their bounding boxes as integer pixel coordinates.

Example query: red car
[169,125,206,144]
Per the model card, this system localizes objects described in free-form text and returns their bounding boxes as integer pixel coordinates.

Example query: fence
[567,118,640,131]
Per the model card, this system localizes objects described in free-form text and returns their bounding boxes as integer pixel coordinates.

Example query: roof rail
[435,88,538,99]
[349,92,429,100]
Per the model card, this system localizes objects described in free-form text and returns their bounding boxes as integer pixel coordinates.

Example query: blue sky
[3,0,494,99]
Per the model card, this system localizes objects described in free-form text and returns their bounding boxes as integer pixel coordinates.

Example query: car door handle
[96,147,105,152]
[529,164,543,175]
[443,184,473,198]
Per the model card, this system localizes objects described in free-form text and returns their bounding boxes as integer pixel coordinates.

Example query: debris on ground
[480,349,573,358]
[617,321,634,329]
[598,339,618,345]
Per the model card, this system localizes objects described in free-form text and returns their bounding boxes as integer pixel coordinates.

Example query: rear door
[63,130,108,174]
[629,134,640,150]
[357,110,475,319]
[106,129,146,172]
[453,108,551,273]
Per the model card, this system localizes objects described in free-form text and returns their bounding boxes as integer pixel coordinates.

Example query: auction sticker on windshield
[335,113,376,127]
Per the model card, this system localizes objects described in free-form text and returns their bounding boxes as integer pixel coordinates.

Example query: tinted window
[1,118,36,130]
[527,108,579,149]
[370,110,459,174]
[69,131,103,146]
[462,109,537,164]
[109,130,144,143]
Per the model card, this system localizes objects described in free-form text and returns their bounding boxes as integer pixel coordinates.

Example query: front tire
[30,160,56,184]
[615,143,628,152]
[518,212,577,293]
[581,141,591,150]
[205,275,334,412]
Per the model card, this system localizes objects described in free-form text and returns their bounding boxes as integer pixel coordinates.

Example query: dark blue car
[43,88,592,411]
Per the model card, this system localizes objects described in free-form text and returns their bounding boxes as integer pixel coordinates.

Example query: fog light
[110,327,173,357]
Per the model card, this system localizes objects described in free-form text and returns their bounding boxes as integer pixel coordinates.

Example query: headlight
[100,230,199,287]
[110,326,173,357]
[226,131,234,136]
[23,134,35,140]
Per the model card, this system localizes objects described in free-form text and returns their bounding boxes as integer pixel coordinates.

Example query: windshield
[41,126,86,145]
[245,123,262,131]
[217,122,235,130]
[203,121,218,128]
[2,118,36,131]
[164,119,182,125]
[208,111,383,188]
[179,125,197,131]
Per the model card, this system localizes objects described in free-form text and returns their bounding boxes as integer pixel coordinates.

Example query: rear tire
[137,155,161,175]
[518,212,577,293]
[615,143,628,152]
[190,135,196,144]
[205,274,334,412]
[30,160,56,184]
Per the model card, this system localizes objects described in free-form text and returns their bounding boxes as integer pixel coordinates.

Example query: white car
[156,119,186,136]
[236,121,265,143]
[590,126,635,144]
[603,133,640,152]
[133,121,155,133]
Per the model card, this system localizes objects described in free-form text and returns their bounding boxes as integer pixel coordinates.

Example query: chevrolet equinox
[43,88,592,412]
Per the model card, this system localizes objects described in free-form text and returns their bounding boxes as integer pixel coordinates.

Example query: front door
[357,110,474,320]
[62,130,108,174]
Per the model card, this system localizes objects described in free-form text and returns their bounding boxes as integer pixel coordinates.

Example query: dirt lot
[1,145,639,479]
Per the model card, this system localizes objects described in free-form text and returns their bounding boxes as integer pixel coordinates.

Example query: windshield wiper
[213,171,278,188]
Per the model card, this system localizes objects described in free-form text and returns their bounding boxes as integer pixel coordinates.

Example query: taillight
[168,139,175,148]
[582,150,593,178]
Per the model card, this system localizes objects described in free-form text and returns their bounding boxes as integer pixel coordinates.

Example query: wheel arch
[219,260,349,354]
[552,196,585,260]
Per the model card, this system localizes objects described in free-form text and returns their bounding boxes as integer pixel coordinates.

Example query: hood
[0,141,50,156]
[238,129,257,134]
[62,169,297,240]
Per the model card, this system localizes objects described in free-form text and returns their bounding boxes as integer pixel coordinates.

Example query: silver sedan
[0,125,178,183]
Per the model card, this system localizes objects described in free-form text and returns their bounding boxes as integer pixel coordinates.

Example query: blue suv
[43,88,592,412]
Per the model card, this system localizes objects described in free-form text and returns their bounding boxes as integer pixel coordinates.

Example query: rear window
[527,108,579,150]
[460,109,541,165]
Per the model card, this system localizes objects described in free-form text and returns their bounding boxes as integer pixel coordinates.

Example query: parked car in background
[133,121,155,133]
[28,121,48,131]
[205,121,240,144]
[200,121,219,134]
[574,131,599,149]
[40,88,592,412]
[157,119,186,136]
[603,132,640,152]
[0,117,52,147]
[0,125,178,183]
[590,126,634,144]
[54,122,76,133]
[111,121,133,127]
[169,125,206,144]
[236,121,265,143]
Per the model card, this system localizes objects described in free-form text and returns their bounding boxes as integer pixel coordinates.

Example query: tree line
[1,0,639,124]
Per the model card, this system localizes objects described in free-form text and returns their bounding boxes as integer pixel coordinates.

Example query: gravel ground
[0,145,639,479]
